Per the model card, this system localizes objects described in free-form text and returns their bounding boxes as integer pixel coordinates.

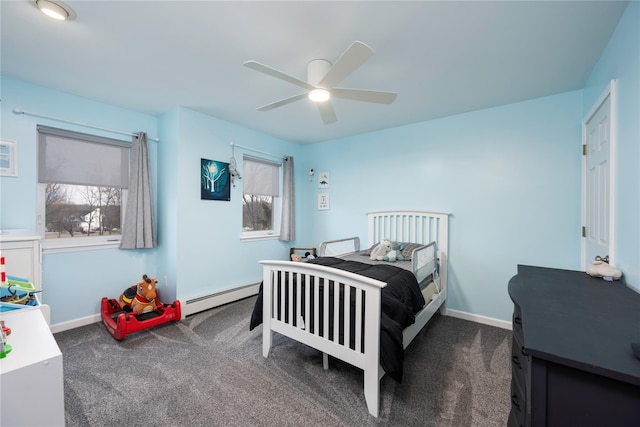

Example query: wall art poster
[318,193,330,210]
[318,171,330,188]
[201,158,230,201]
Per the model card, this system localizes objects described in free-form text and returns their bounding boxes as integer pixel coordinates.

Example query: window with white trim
[36,125,129,251]
[241,156,281,239]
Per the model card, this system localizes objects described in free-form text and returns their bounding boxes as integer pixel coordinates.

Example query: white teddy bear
[369,239,391,261]
[586,260,622,281]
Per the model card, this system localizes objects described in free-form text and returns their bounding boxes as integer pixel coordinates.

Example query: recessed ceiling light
[36,0,76,21]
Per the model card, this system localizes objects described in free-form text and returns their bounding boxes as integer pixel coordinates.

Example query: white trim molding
[50,313,101,333]
[444,308,513,330]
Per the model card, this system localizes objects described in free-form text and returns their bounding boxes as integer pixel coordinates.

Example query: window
[242,156,281,239]
[36,125,130,252]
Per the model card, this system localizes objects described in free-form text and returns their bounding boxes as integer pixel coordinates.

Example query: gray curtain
[120,132,156,249]
[279,156,295,241]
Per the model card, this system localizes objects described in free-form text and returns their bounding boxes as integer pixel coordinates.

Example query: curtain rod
[230,141,285,159]
[12,108,160,142]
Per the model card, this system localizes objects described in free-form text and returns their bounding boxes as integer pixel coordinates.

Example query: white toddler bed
[255,210,449,417]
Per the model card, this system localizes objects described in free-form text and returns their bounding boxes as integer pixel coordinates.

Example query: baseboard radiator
[183,282,260,317]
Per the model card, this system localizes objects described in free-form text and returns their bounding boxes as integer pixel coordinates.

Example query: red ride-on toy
[101,275,181,340]
[101,296,181,340]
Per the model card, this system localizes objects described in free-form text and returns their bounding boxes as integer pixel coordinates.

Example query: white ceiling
[1,1,629,144]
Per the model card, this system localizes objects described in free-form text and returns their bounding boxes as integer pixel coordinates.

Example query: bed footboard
[260,260,385,417]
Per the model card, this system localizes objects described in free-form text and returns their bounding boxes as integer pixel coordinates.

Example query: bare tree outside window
[45,184,122,239]
[242,194,273,231]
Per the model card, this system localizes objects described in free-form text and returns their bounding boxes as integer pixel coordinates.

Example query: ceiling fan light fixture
[308,88,330,103]
[36,0,73,21]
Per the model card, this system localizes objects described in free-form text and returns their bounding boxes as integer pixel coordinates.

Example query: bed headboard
[367,210,449,256]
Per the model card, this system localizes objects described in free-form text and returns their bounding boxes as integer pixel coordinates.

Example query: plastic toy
[0,320,12,358]
[101,275,181,340]
[0,276,41,313]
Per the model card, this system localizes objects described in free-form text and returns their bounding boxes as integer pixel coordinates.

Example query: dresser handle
[512,355,521,367]
[514,316,522,325]
[511,395,521,409]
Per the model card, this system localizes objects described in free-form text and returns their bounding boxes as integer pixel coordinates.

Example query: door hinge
[582,226,586,237]
[582,144,587,155]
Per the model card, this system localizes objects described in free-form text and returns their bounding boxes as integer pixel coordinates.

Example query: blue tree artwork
[201,158,230,201]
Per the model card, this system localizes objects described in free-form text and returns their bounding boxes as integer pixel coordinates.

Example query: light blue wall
[0,77,159,324]
[299,91,584,322]
[157,107,304,303]
[582,1,639,291]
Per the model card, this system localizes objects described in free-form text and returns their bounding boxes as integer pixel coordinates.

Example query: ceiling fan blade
[318,41,375,88]
[244,60,315,91]
[256,93,308,111]
[331,87,397,104]
[318,101,337,125]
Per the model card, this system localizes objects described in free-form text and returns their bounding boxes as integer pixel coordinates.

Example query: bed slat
[355,288,363,353]
[333,281,340,342]
[344,284,351,348]
[314,276,320,336]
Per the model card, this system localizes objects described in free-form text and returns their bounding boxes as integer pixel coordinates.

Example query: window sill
[42,238,121,254]
[240,234,280,242]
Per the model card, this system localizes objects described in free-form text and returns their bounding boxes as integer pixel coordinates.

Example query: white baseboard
[50,313,101,334]
[444,308,512,330]
[183,282,260,317]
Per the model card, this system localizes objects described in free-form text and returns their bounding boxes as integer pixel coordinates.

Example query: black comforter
[249,257,425,383]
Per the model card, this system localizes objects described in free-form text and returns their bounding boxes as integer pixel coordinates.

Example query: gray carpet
[54,296,512,426]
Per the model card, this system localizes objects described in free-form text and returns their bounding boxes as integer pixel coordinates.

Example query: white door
[583,83,615,269]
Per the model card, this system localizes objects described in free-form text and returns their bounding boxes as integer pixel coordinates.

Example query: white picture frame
[0,140,18,177]
[318,171,330,188]
[318,193,330,210]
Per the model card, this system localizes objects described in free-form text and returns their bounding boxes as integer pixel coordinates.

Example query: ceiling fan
[244,41,397,125]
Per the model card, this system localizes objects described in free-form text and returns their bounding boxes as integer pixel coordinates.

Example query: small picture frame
[0,140,18,177]
[318,193,330,210]
[318,171,330,188]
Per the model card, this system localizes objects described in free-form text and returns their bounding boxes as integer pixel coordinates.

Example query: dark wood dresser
[508,265,640,427]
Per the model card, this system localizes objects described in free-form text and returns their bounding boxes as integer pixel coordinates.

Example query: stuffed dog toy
[119,274,158,314]
[586,260,622,281]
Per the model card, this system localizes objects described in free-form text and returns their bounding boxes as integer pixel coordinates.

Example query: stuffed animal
[291,253,302,262]
[586,260,622,281]
[384,241,405,262]
[119,274,158,314]
[370,239,391,261]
